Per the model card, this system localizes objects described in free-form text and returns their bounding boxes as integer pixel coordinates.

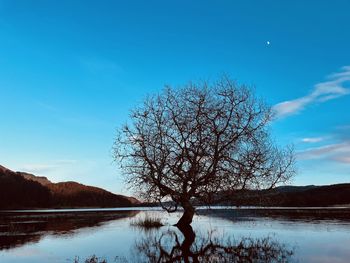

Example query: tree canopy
[114,77,295,225]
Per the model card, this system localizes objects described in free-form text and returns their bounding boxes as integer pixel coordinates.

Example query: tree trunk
[176,200,195,227]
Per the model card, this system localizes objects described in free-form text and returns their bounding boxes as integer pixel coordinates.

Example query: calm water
[1,207,350,262]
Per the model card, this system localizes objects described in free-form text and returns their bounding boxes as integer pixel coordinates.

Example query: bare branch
[114,76,296,224]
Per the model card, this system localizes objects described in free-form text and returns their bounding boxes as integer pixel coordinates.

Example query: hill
[215,184,350,207]
[48,181,139,207]
[19,172,52,186]
[0,165,140,209]
[3,164,349,209]
[0,165,52,209]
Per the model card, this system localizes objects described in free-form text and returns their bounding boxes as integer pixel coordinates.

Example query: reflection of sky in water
[0,210,350,263]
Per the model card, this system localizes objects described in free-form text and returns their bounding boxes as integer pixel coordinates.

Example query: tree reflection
[133,225,293,263]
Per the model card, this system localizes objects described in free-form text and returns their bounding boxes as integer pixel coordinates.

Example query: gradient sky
[0,0,349,195]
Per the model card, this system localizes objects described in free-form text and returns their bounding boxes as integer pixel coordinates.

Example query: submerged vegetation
[130,215,164,229]
[74,255,107,263]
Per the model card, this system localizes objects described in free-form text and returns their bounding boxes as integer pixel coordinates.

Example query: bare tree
[114,77,295,226]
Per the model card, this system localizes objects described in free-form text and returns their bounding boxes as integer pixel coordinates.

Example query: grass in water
[130,215,164,229]
[74,255,107,263]
[74,255,128,263]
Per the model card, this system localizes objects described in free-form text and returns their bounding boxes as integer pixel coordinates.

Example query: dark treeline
[48,182,139,208]
[2,163,349,209]
[0,165,139,210]
[142,184,350,208]
[0,168,52,209]
[215,184,350,207]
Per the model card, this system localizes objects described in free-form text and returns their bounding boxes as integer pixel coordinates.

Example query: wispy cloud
[297,126,350,164]
[298,140,350,164]
[332,155,350,164]
[301,137,325,143]
[273,66,350,118]
[298,141,350,158]
[21,160,77,174]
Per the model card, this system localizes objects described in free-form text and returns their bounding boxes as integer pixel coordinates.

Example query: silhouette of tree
[114,77,295,226]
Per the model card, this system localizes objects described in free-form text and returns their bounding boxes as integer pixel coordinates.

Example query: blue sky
[0,0,349,195]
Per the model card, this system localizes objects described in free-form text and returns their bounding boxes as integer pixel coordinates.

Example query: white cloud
[20,160,77,174]
[332,155,350,164]
[301,137,324,143]
[297,141,350,164]
[273,66,350,118]
[297,126,350,164]
[21,164,57,174]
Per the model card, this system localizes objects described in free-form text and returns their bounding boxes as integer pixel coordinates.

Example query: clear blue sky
[0,0,349,195]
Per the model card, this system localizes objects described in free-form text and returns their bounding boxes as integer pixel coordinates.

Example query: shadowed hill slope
[216,184,350,207]
[19,172,52,186]
[0,165,139,209]
[47,181,139,207]
[0,165,52,209]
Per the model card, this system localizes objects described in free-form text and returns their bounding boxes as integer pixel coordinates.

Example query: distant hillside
[215,184,350,207]
[19,172,52,186]
[0,165,140,209]
[0,165,52,209]
[48,181,139,207]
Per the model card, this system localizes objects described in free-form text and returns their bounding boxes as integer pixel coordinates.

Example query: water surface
[1,207,350,262]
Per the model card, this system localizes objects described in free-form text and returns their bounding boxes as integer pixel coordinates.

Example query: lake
[1,207,350,262]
